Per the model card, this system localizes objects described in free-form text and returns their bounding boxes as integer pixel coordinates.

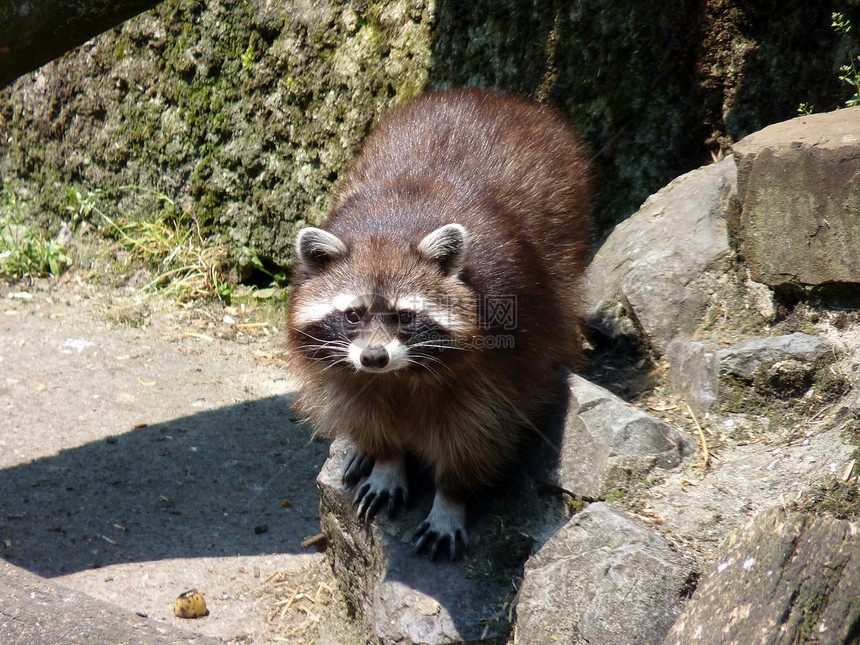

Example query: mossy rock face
[0,0,435,270]
[432,0,859,227]
[0,0,857,270]
[665,506,860,644]
[431,0,711,226]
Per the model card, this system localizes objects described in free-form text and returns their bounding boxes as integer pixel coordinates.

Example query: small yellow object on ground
[174,589,208,618]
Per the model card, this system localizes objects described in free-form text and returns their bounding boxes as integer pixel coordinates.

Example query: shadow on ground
[0,394,329,578]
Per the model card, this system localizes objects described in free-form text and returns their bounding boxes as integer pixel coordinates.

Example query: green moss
[797,589,829,641]
[794,479,860,520]
[562,493,586,514]
[356,22,381,48]
[718,373,760,414]
[395,72,427,104]
[718,349,846,418]
[752,363,814,398]
[604,488,629,503]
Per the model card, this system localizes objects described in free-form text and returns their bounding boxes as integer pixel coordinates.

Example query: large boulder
[584,158,736,355]
[0,0,439,270]
[731,107,860,295]
[665,506,860,644]
[516,503,695,645]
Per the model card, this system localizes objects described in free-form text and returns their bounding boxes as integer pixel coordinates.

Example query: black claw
[413,522,431,554]
[413,524,464,561]
[452,531,466,561]
[343,448,374,487]
[369,494,385,518]
[355,484,405,522]
[386,488,407,517]
[354,483,377,520]
[355,481,370,499]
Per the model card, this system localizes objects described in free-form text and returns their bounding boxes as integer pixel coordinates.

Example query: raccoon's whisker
[291,327,350,347]
[298,340,351,369]
[407,358,445,379]
[296,334,350,349]
[297,340,343,349]
[408,353,454,377]
[289,326,325,340]
[409,340,468,351]
[299,340,350,353]
[321,357,353,372]
[306,354,343,366]
[411,352,448,367]
[299,348,346,362]
[297,338,348,362]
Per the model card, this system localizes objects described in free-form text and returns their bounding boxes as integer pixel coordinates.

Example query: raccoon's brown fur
[286,88,591,558]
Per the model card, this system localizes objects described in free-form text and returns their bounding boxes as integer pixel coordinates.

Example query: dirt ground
[0,273,359,643]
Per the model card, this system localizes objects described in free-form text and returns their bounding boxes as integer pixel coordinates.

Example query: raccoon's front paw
[342,446,375,487]
[414,492,467,561]
[353,457,409,521]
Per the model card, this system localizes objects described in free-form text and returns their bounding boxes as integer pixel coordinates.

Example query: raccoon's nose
[360,346,389,369]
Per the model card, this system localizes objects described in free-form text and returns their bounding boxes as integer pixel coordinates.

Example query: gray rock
[584,158,736,355]
[732,106,860,293]
[554,375,697,498]
[517,503,695,645]
[317,439,516,645]
[664,506,860,645]
[667,333,833,415]
[718,333,831,381]
[666,339,722,415]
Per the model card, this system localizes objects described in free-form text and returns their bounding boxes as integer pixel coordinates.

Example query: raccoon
[287,88,591,560]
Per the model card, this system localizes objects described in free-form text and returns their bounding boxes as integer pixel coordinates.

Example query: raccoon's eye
[398,311,414,325]
[344,309,362,324]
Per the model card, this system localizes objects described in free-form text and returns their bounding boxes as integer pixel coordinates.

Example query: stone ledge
[732,107,860,293]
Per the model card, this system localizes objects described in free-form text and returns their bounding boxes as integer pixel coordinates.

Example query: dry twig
[686,403,711,470]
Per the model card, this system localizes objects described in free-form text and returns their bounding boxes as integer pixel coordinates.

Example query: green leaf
[253,287,276,299]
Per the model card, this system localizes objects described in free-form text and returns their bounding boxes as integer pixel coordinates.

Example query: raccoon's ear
[417,223,470,276]
[294,227,348,275]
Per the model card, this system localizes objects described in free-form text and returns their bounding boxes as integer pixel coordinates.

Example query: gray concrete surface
[0,558,222,644]
[0,277,333,643]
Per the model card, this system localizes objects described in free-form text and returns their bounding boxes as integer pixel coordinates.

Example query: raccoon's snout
[360,346,389,370]
[350,338,408,373]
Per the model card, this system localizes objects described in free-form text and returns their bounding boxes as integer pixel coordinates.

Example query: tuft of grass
[3,182,278,305]
[67,185,231,302]
[0,182,72,281]
[793,478,860,520]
